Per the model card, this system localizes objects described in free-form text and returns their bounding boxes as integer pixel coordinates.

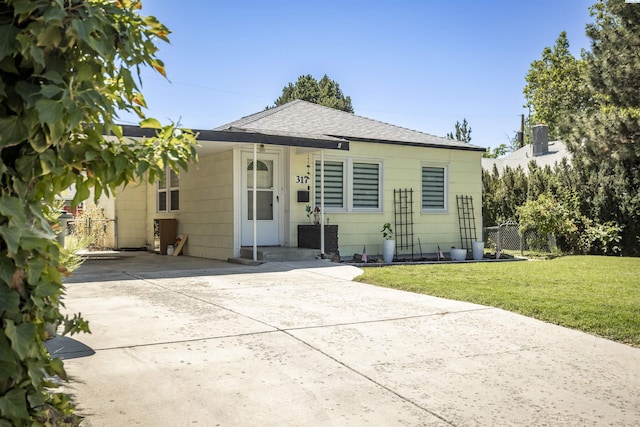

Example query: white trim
[421,162,449,214]
[238,146,285,248]
[252,143,257,261]
[233,148,241,257]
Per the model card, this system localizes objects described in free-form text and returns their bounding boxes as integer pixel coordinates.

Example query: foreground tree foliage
[271,74,354,113]
[0,0,197,425]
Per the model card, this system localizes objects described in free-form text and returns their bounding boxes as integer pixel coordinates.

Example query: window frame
[421,163,448,214]
[314,156,383,213]
[157,167,180,213]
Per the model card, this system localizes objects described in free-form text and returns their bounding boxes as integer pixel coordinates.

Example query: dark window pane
[158,192,167,211]
[170,190,179,211]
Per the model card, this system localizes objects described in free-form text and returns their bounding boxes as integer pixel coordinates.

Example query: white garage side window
[421,164,447,213]
[158,168,179,212]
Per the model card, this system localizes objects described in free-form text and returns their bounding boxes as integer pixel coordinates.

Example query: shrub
[517,193,577,250]
[580,221,624,255]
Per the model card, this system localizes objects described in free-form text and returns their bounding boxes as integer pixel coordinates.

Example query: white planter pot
[472,241,485,260]
[382,239,395,263]
[450,248,467,261]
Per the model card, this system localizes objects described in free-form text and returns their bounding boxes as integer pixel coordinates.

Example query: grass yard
[354,256,640,347]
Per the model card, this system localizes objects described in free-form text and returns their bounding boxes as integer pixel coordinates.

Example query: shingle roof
[215,100,485,152]
[482,140,571,173]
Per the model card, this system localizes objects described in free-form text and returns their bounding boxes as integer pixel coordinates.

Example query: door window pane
[247,160,273,189]
[248,191,273,220]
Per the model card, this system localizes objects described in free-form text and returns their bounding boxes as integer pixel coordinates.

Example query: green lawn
[354,256,640,347]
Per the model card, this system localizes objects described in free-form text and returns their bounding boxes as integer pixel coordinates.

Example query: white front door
[241,152,280,246]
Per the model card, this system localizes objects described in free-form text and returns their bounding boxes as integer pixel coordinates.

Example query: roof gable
[216,100,484,152]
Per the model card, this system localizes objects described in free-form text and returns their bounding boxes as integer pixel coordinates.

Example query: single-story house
[482,125,570,174]
[103,100,485,261]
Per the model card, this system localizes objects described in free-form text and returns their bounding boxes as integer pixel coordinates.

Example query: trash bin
[58,211,74,247]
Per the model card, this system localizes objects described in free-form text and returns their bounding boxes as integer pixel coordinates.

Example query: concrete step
[238,247,321,262]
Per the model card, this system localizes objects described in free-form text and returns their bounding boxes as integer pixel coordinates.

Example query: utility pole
[520,114,525,148]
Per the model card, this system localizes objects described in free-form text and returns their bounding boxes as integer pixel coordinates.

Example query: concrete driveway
[52,252,640,426]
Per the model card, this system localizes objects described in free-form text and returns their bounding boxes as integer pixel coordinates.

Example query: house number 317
[295,175,309,184]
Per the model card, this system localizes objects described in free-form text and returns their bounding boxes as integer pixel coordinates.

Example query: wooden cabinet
[154,219,177,255]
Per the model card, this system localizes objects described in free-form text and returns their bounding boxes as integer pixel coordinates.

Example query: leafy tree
[446,118,472,143]
[523,31,592,140]
[517,193,577,250]
[564,0,640,255]
[482,143,510,159]
[271,74,354,112]
[0,0,197,424]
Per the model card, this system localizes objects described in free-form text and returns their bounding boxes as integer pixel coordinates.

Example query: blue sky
[122,1,594,150]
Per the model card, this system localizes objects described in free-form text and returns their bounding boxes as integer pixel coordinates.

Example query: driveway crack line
[281,328,457,426]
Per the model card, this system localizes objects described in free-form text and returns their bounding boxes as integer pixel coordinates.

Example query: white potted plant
[381,222,395,263]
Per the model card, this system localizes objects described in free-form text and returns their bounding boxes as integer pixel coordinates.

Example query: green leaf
[43,3,66,24]
[33,280,61,298]
[39,148,57,175]
[29,44,45,67]
[0,226,20,258]
[0,256,15,288]
[0,116,29,148]
[0,332,17,382]
[12,0,41,14]
[15,153,38,180]
[5,320,38,360]
[0,25,18,62]
[40,84,63,99]
[26,257,46,287]
[140,117,161,129]
[35,99,63,126]
[37,24,62,48]
[0,286,20,319]
[0,388,29,421]
[72,182,90,208]
[48,358,67,381]
[0,196,27,224]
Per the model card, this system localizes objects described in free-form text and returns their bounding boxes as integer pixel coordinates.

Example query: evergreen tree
[271,74,354,112]
[446,118,472,143]
[565,0,640,255]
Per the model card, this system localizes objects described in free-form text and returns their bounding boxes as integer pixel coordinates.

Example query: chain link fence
[68,217,117,250]
[483,222,551,255]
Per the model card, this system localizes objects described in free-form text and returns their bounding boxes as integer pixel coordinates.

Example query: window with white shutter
[421,165,447,212]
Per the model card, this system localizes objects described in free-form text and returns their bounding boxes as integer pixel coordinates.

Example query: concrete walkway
[53,252,640,426]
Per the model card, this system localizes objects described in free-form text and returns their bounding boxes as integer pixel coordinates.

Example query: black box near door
[297,224,338,256]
